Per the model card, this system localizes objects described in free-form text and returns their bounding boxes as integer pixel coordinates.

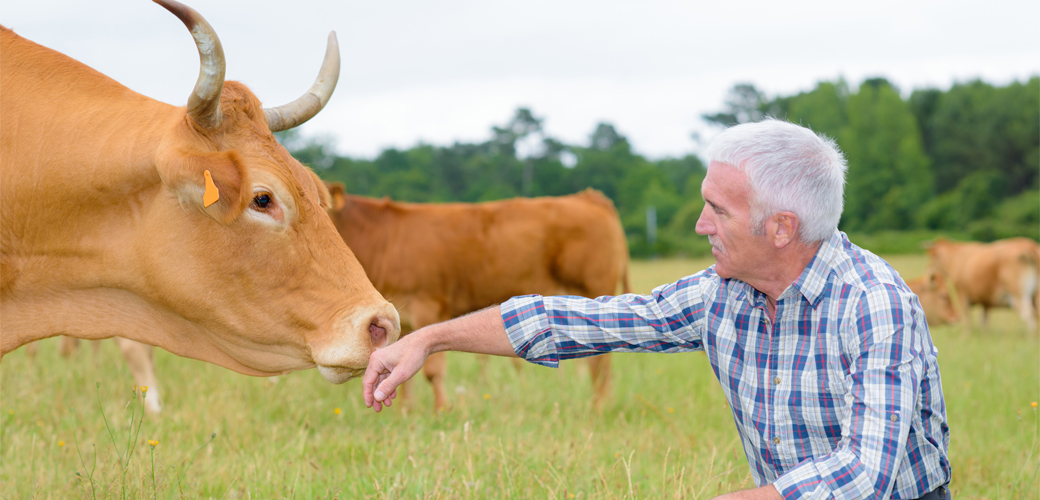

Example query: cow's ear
[326,182,347,212]
[156,149,251,224]
[925,270,938,287]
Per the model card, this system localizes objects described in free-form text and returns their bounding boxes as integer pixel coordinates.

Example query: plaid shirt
[501,231,951,499]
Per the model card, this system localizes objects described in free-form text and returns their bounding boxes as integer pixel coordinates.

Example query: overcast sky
[5,0,1038,159]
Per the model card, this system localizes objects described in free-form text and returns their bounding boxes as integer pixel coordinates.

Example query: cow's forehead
[209,82,323,204]
[253,140,322,206]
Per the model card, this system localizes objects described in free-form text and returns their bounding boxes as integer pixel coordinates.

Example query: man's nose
[695,206,714,235]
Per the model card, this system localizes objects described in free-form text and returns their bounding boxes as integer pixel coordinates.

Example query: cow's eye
[251,192,274,211]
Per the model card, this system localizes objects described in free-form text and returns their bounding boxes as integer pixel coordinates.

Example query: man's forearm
[423,305,518,358]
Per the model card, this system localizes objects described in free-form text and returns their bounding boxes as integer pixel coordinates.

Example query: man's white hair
[704,119,847,243]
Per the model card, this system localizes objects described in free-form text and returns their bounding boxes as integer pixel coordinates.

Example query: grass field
[1,255,1038,499]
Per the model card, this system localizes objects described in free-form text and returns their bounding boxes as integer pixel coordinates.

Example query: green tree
[774,80,850,140]
[839,79,933,231]
[926,78,1040,196]
[702,83,771,126]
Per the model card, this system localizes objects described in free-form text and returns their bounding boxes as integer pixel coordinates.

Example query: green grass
[2,256,1038,499]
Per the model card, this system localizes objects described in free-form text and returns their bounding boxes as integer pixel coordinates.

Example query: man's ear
[325,182,347,212]
[771,212,799,248]
[156,148,251,224]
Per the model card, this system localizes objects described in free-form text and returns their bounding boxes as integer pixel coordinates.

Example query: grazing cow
[326,185,631,411]
[927,237,1040,331]
[0,1,401,385]
[906,272,959,327]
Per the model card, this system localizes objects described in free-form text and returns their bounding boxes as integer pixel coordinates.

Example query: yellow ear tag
[203,170,220,208]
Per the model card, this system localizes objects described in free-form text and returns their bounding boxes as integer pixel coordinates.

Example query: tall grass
[1,255,1037,499]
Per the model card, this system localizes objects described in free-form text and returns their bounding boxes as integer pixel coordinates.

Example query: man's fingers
[374,371,410,403]
[362,359,390,408]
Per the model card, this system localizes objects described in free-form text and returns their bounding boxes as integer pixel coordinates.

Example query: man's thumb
[375,373,405,402]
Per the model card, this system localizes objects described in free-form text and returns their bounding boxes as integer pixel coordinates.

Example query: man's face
[695,162,773,282]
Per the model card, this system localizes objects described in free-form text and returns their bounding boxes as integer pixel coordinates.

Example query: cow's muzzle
[313,304,401,384]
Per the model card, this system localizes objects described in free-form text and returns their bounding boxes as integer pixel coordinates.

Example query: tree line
[282,76,1039,258]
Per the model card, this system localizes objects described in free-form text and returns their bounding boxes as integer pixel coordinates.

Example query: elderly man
[363,119,952,500]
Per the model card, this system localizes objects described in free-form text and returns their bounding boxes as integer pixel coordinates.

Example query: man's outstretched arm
[362,305,516,412]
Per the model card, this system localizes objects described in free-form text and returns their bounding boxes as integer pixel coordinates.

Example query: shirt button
[891,414,898,422]
[773,437,780,445]
[774,377,781,385]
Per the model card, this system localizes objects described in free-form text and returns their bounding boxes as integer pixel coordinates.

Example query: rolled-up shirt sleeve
[500,272,713,368]
[772,284,926,499]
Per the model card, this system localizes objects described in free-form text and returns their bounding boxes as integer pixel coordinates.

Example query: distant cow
[326,185,631,411]
[1,1,400,383]
[927,237,1040,331]
[906,272,959,327]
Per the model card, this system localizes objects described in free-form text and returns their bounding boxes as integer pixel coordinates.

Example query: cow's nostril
[369,322,387,348]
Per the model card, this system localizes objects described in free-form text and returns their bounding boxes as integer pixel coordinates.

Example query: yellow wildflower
[148,440,159,448]
[483,394,490,400]
[667,407,675,413]
[334,408,342,415]
[1032,401,1038,408]
[141,386,148,394]
[58,441,65,447]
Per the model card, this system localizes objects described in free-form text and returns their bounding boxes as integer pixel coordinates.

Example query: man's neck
[751,239,823,320]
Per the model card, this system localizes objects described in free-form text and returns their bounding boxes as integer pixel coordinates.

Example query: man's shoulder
[826,232,909,296]
[655,266,724,296]
[651,266,764,312]
[823,234,926,346]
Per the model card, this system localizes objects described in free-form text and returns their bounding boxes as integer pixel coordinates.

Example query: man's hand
[362,305,517,412]
[362,332,430,412]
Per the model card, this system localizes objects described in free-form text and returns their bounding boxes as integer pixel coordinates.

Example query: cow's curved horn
[264,32,340,133]
[155,0,226,129]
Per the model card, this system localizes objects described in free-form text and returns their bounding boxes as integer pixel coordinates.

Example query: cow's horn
[155,0,226,129]
[264,32,340,133]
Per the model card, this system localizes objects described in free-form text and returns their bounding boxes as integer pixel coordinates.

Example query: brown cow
[927,237,1040,331]
[906,271,959,327]
[1,1,400,384]
[326,185,631,411]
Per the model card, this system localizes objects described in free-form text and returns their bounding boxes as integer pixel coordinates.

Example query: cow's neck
[336,196,404,287]
[1,28,188,350]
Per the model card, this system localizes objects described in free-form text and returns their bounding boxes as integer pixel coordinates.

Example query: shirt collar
[788,230,844,308]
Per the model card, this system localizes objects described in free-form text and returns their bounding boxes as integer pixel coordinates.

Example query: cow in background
[927,237,1040,331]
[906,271,959,327]
[1,1,400,383]
[326,185,631,411]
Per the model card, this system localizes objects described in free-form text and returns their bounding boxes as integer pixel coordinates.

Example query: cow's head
[141,0,399,382]
[925,238,958,275]
[913,270,960,326]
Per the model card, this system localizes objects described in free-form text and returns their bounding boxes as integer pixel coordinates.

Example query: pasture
[1,255,1037,499]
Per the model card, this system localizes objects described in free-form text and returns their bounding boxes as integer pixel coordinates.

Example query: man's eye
[252,193,273,210]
